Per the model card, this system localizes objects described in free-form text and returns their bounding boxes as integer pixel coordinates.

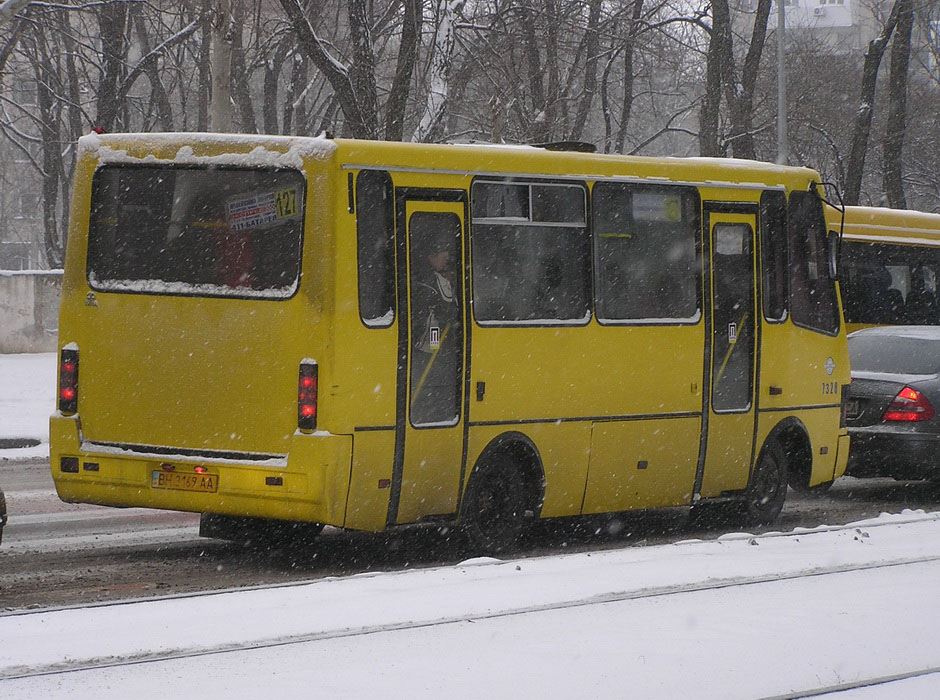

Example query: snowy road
[5,356,940,697]
[3,512,940,699]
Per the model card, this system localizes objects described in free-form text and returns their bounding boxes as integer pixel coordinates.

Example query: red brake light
[298,362,318,431]
[59,347,79,414]
[884,386,935,422]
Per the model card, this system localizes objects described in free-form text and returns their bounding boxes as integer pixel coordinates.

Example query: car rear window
[88,164,305,298]
[848,334,940,374]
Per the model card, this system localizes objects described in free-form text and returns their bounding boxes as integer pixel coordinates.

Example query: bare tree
[95,1,130,131]
[278,0,376,137]
[844,0,902,206]
[699,0,726,156]
[211,0,235,131]
[882,0,914,209]
[413,0,463,142]
[568,0,602,142]
[385,0,421,141]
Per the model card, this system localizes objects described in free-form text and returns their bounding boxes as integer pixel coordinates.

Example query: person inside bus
[411,230,461,425]
[163,192,253,288]
[903,265,938,324]
[864,266,904,324]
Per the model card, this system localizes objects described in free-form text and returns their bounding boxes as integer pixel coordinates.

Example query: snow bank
[0,352,55,459]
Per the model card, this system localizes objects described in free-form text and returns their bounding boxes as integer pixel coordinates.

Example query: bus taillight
[298,361,318,431]
[59,347,79,414]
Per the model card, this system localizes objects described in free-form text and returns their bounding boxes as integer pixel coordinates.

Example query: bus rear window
[87,165,304,298]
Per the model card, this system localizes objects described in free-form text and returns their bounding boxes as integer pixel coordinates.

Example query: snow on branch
[116,18,199,103]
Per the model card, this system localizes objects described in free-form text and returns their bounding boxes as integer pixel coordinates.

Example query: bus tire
[461,455,527,555]
[743,439,789,526]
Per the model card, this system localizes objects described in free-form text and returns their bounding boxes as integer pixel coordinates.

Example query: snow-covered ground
[0,352,55,460]
[2,352,940,698]
[2,512,940,698]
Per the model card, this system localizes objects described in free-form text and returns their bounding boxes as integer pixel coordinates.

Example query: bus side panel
[582,416,700,513]
[468,325,703,425]
[469,323,703,518]
[343,431,395,531]
[464,423,591,519]
[329,184,401,433]
[752,408,840,485]
[757,322,849,487]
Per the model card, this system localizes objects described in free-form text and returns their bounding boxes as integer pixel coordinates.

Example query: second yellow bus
[837,205,940,332]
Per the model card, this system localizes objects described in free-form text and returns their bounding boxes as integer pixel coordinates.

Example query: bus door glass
[700,210,758,497]
[391,196,467,525]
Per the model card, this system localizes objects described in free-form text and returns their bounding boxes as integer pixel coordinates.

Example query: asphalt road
[2,456,939,612]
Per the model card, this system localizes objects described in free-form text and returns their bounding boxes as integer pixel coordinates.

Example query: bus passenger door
[698,208,758,499]
[388,193,468,526]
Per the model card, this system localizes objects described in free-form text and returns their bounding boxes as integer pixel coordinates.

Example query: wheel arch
[763,417,813,490]
[462,431,546,519]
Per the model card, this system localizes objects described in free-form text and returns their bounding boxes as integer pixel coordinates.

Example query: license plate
[844,399,860,417]
[151,470,218,493]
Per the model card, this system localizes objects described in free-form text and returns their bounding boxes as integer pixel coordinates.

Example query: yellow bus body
[52,134,850,539]
[832,205,940,333]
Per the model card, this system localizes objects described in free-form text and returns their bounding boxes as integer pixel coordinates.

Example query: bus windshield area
[87,165,305,298]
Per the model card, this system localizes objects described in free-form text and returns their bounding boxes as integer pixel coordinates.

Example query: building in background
[0,70,43,270]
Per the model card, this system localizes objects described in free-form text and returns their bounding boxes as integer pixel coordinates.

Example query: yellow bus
[837,205,940,333]
[51,133,850,552]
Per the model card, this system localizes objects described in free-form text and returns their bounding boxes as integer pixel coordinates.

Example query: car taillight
[298,361,318,431]
[883,386,935,422]
[59,347,79,414]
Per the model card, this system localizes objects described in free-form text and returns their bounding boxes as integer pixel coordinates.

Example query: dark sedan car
[845,326,940,480]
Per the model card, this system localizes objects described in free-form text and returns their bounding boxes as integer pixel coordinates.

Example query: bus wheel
[462,456,527,555]
[743,439,789,526]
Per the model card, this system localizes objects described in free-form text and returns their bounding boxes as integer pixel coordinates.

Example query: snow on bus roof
[840,205,940,244]
[846,205,940,219]
[682,156,816,174]
[77,132,336,168]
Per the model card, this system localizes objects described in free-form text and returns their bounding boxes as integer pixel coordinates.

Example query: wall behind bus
[0,270,62,353]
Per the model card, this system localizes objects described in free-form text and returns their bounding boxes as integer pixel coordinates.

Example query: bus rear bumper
[49,415,352,526]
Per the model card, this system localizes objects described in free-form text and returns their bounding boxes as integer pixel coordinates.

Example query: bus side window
[356,170,395,327]
[593,182,699,323]
[759,190,788,322]
[787,191,840,334]
[471,181,589,324]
